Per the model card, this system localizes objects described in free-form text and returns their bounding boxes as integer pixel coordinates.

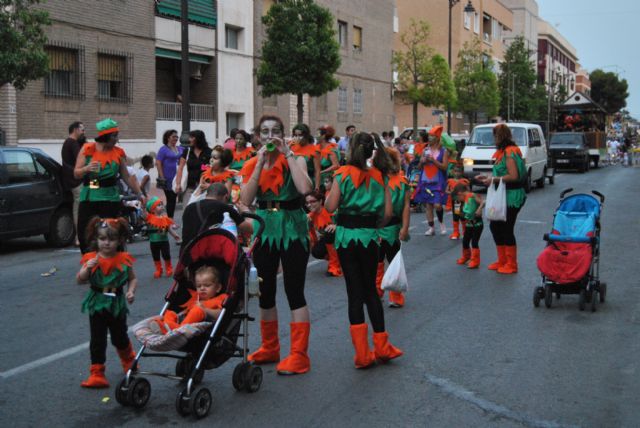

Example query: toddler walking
[454,183,485,269]
[145,196,181,278]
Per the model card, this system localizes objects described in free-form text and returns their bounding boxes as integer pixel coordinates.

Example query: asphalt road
[1,165,639,428]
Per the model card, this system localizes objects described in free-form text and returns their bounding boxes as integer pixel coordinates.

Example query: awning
[155,48,211,64]
[156,0,216,27]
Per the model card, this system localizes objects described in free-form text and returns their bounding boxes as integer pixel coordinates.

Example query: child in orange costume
[305,190,342,277]
[454,183,484,269]
[145,197,181,278]
[156,265,228,333]
[445,165,470,240]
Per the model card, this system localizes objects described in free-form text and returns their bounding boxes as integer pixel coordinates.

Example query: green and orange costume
[319,142,340,186]
[145,196,175,278]
[290,142,320,187]
[308,207,342,277]
[446,177,471,238]
[229,148,255,171]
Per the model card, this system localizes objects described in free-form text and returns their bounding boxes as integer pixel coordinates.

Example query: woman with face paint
[325,132,403,369]
[240,115,313,375]
[290,123,321,191]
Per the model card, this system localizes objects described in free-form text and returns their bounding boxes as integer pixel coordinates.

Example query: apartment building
[575,67,591,97]
[253,0,395,135]
[537,19,578,93]
[394,0,513,133]
[500,0,539,59]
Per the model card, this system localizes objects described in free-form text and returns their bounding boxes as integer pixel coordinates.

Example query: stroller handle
[560,188,573,199]
[592,190,605,203]
[241,211,266,240]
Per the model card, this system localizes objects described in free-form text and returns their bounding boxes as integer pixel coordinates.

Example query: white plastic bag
[484,178,507,221]
[381,250,408,293]
[171,147,190,193]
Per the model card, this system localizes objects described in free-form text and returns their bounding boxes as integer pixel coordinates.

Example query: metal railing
[156,102,215,122]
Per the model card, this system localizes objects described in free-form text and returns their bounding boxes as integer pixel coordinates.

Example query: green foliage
[498,36,542,121]
[453,39,499,129]
[589,69,629,114]
[257,0,341,122]
[0,0,51,89]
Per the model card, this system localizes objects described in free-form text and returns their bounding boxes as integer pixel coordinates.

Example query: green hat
[96,118,119,137]
[146,196,162,213]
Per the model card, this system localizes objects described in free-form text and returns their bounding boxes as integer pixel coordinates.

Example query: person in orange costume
[155,265,228,333]
[290,123,322,190]
[445,165,470,240]
[305,190,342,277]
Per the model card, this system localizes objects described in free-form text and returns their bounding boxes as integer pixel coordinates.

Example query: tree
[0,0,51,89]
[453,39,499,130]
[392,20,455,135]
[257,0,341,124]
[589,69,629,114]
[498,36,544,121]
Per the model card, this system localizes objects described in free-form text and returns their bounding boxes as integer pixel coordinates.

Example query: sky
[536,0,639,117]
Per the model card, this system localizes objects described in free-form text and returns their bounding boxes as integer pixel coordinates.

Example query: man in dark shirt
[61,121,85,245]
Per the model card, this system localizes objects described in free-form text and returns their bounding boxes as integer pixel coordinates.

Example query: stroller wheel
[176,388,191,417]
[599,282,607,303]
[115,377,131,406]
[544,285,553,309]
[191,387,213,419]
[127,377,151,409]
[232,362,248,391]
[532,287,542,308]
[578,289,587,311]
[244,365,263,393]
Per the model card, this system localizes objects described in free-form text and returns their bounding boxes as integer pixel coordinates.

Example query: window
[353,26,362,51]
[353,88,363,114]
[97,52,132,102]
[225,26,241,50]
[493,19,502,42]
[337,87,348,112]
[44,45,84,98]
[463,11,471,29]
[338,21,348,48]
[226,113,243,135]
[5,151,37,184]
[473,13,480,34]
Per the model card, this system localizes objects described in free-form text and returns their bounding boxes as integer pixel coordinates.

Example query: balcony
[156,101,215,122]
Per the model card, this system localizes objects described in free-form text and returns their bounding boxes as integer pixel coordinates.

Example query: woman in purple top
[155,129,184,218]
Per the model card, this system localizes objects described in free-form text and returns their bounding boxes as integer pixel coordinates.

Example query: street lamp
[448,0,475,134]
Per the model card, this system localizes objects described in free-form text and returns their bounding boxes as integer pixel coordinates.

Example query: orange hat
[319,125,335,139]
[429,125,443,138]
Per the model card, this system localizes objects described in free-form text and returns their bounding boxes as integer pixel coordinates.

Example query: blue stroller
[534,188,607,311]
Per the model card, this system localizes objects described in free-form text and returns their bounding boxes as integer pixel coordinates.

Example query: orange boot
[375,262,385,298]
[373,332,403,363]
[498,245,518,274]
[117,342,136,373]
[248,320,280,364]
[164,260,173,277]
[326,244,343,277]
[350,324,375,369]
[467,248,480,269]
[81,364,109,388]
[449,221,460,240]
[389,291,405,308]
[487,246,506,270]
[153,261,163,278]
[457,248,471,265]
[277,322,310,375]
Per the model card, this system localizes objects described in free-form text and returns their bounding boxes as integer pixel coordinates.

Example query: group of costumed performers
[305,190,342,277]
[413,126,450,236]
[325,132,403,369]
[375,145,411,308]
[76,217,138,388]
[239,115,313,375]
[74,118,143,253]
[144,196,181,278]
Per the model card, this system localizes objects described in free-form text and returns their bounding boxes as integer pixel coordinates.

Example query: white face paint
[259,120,284,145]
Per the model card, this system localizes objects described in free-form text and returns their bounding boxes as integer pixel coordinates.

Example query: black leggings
[253,240,309,310]
[89,310,130,364]
[163,188,178,219]
[379,239,400,264]
[489,206,521,246]
[78,200,122,253]
[338,241,385,332]
[462,225,483,249]
[150,241,171,261]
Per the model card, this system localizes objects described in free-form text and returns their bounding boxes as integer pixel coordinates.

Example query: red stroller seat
[536,241,592,284]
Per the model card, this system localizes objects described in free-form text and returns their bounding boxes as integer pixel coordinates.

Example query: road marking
[0,258,324,380]
[518,220,546,224]
[425,373,579,428]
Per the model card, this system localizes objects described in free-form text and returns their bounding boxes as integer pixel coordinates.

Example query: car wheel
[536,169,546,188]
[585,157,590,171]
[44,207,75,247]
[524,171,532,194]
[593,157,599,169]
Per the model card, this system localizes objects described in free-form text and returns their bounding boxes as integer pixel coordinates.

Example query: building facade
[394,0,513,134]
[537,19,578,93]
[253,0,395,136]
[500,0,539,59]
[575,67,591,96]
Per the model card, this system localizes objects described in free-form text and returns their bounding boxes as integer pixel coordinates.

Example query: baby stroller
[115,208,265,419]
[533,188,607,312]
[407,158,424,212]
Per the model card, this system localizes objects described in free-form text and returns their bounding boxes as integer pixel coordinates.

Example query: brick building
[253,0,395,136]
[575,67,591,96]
[537,19,578,93]
[394,0,513,134]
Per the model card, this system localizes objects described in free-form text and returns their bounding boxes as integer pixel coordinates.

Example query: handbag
[381,249,408,293]
[171,147,190,193]
[484,178,507,221]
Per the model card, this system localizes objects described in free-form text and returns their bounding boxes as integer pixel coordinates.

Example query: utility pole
[180,0,191,144]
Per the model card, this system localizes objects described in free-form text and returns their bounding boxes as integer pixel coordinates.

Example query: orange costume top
[308,207,333,245]
[446,177,470,192]
[201,168,236,184]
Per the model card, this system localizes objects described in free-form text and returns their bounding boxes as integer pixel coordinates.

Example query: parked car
[0,147,75,246]
[461,123,548,193]
[548,132,591,172]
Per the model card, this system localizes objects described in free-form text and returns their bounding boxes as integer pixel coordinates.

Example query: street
[1,165,639,428]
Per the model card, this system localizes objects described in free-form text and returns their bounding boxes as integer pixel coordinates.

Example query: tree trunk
[297,93,304,125]
[412,101,418,140]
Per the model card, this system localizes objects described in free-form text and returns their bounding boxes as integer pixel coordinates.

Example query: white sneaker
[439,223,447,235]
[424,227,434,236]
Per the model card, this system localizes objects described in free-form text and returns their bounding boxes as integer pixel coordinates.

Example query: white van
[461,123,548,193]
